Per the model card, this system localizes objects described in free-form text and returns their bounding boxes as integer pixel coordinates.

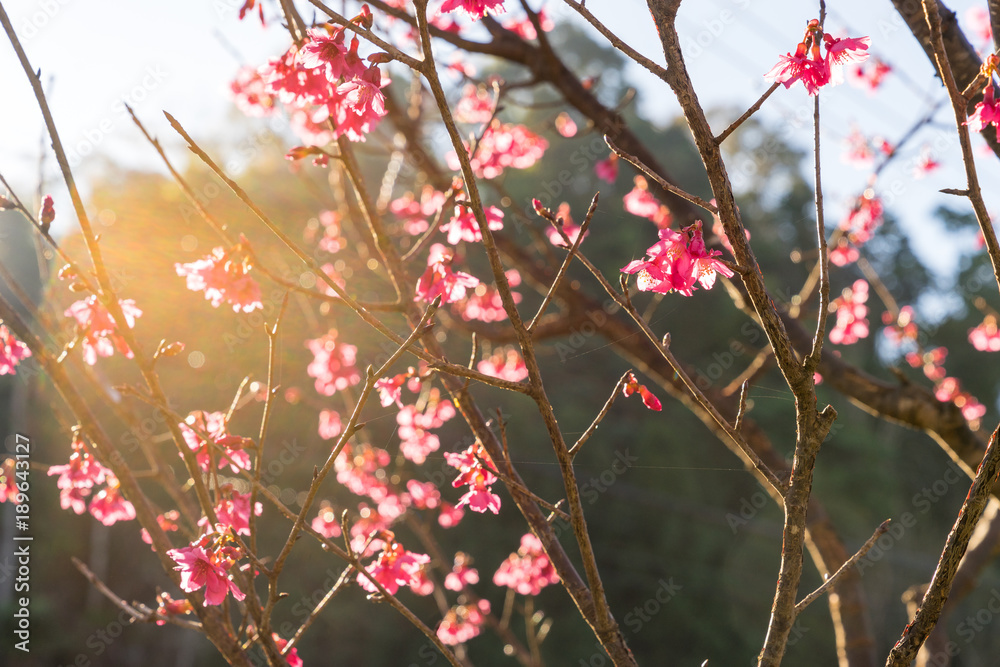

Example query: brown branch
[919,0,1000,293]
[886,426,1000,665]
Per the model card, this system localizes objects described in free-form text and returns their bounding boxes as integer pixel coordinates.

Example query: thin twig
[528,193,598,332]
[569,372,631,459]
[715,83,780,144]
[794,519,890,614]
[604,136,718,215]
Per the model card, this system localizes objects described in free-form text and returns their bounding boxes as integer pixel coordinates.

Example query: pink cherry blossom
[502,9,553,39]
[555,112,577,137]
[88,476,136,526]
[452,269,521,322]
[153,592,194,626]
[848,58,891,93]
[765,20,869,96]
[437,599,490,645]
[311,502,343,539]
[358,537,431,595]
[198,485,261,536]
[64,296,142,366]
[0,325,31,375]
[167,535,246,606]
[966,78,1000,141]
[397,392,455,465]
[438,501,465,528]
[375,374,409,408]
[48,435,110,514]
[829,280,870,345]
[912,146,941,178]
[595,154,619,183]
[407,480,441,510]
[829,240,859,267]
[230,65,277,117]
[318,409,343,440]
[179,411,253,473]
[622,221,733,297]
[440,205,504,244]
[415,244,480,304]
[882,306,919,347]
[969,315,1000,352]
[447,120,547,179]
[141,510,181,547]
[839,192,883,245]
[446,444,500,514]
[176,245,263,313]
[335,443,391,500]
[306,329,361,396]
[391,186,447,235]
[493,533,559,595]
[544,203,588,247]
[298,28,366,83]
[444,553,479,591]
[440,0,505,21]
[477,347,529,382]
[623,176,672,228]
[315,210,345,254]
[454,84,495,124]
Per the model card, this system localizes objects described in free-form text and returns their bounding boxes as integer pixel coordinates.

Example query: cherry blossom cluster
[447,119,548,179]
[492,532,560,595]
[878,288,988,425]
[198,484,262,536]
[437,599,490,645]
[391,186,448,235]
[765,19,870,96]
[828,280,870,345]
[358,532,431,596]
[167,528,247,606]
[969,315,1000,352]
[175,243,263,313]
[452,269,522,322]
[47,434,135,525]
[306,328,361,396]
[440,204,504,245]
[0,324,31,375]
[621,221,734,297]
[179,410,254,473]
[230,7,387,144]
[445,442,501,514]
[397,389,457,464]
[477,347,529,382]
[830,191,884,267]
[64,295,142,366]
[415,244,480,304]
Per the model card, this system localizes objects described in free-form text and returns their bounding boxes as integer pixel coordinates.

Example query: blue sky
[1,0,997,279]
